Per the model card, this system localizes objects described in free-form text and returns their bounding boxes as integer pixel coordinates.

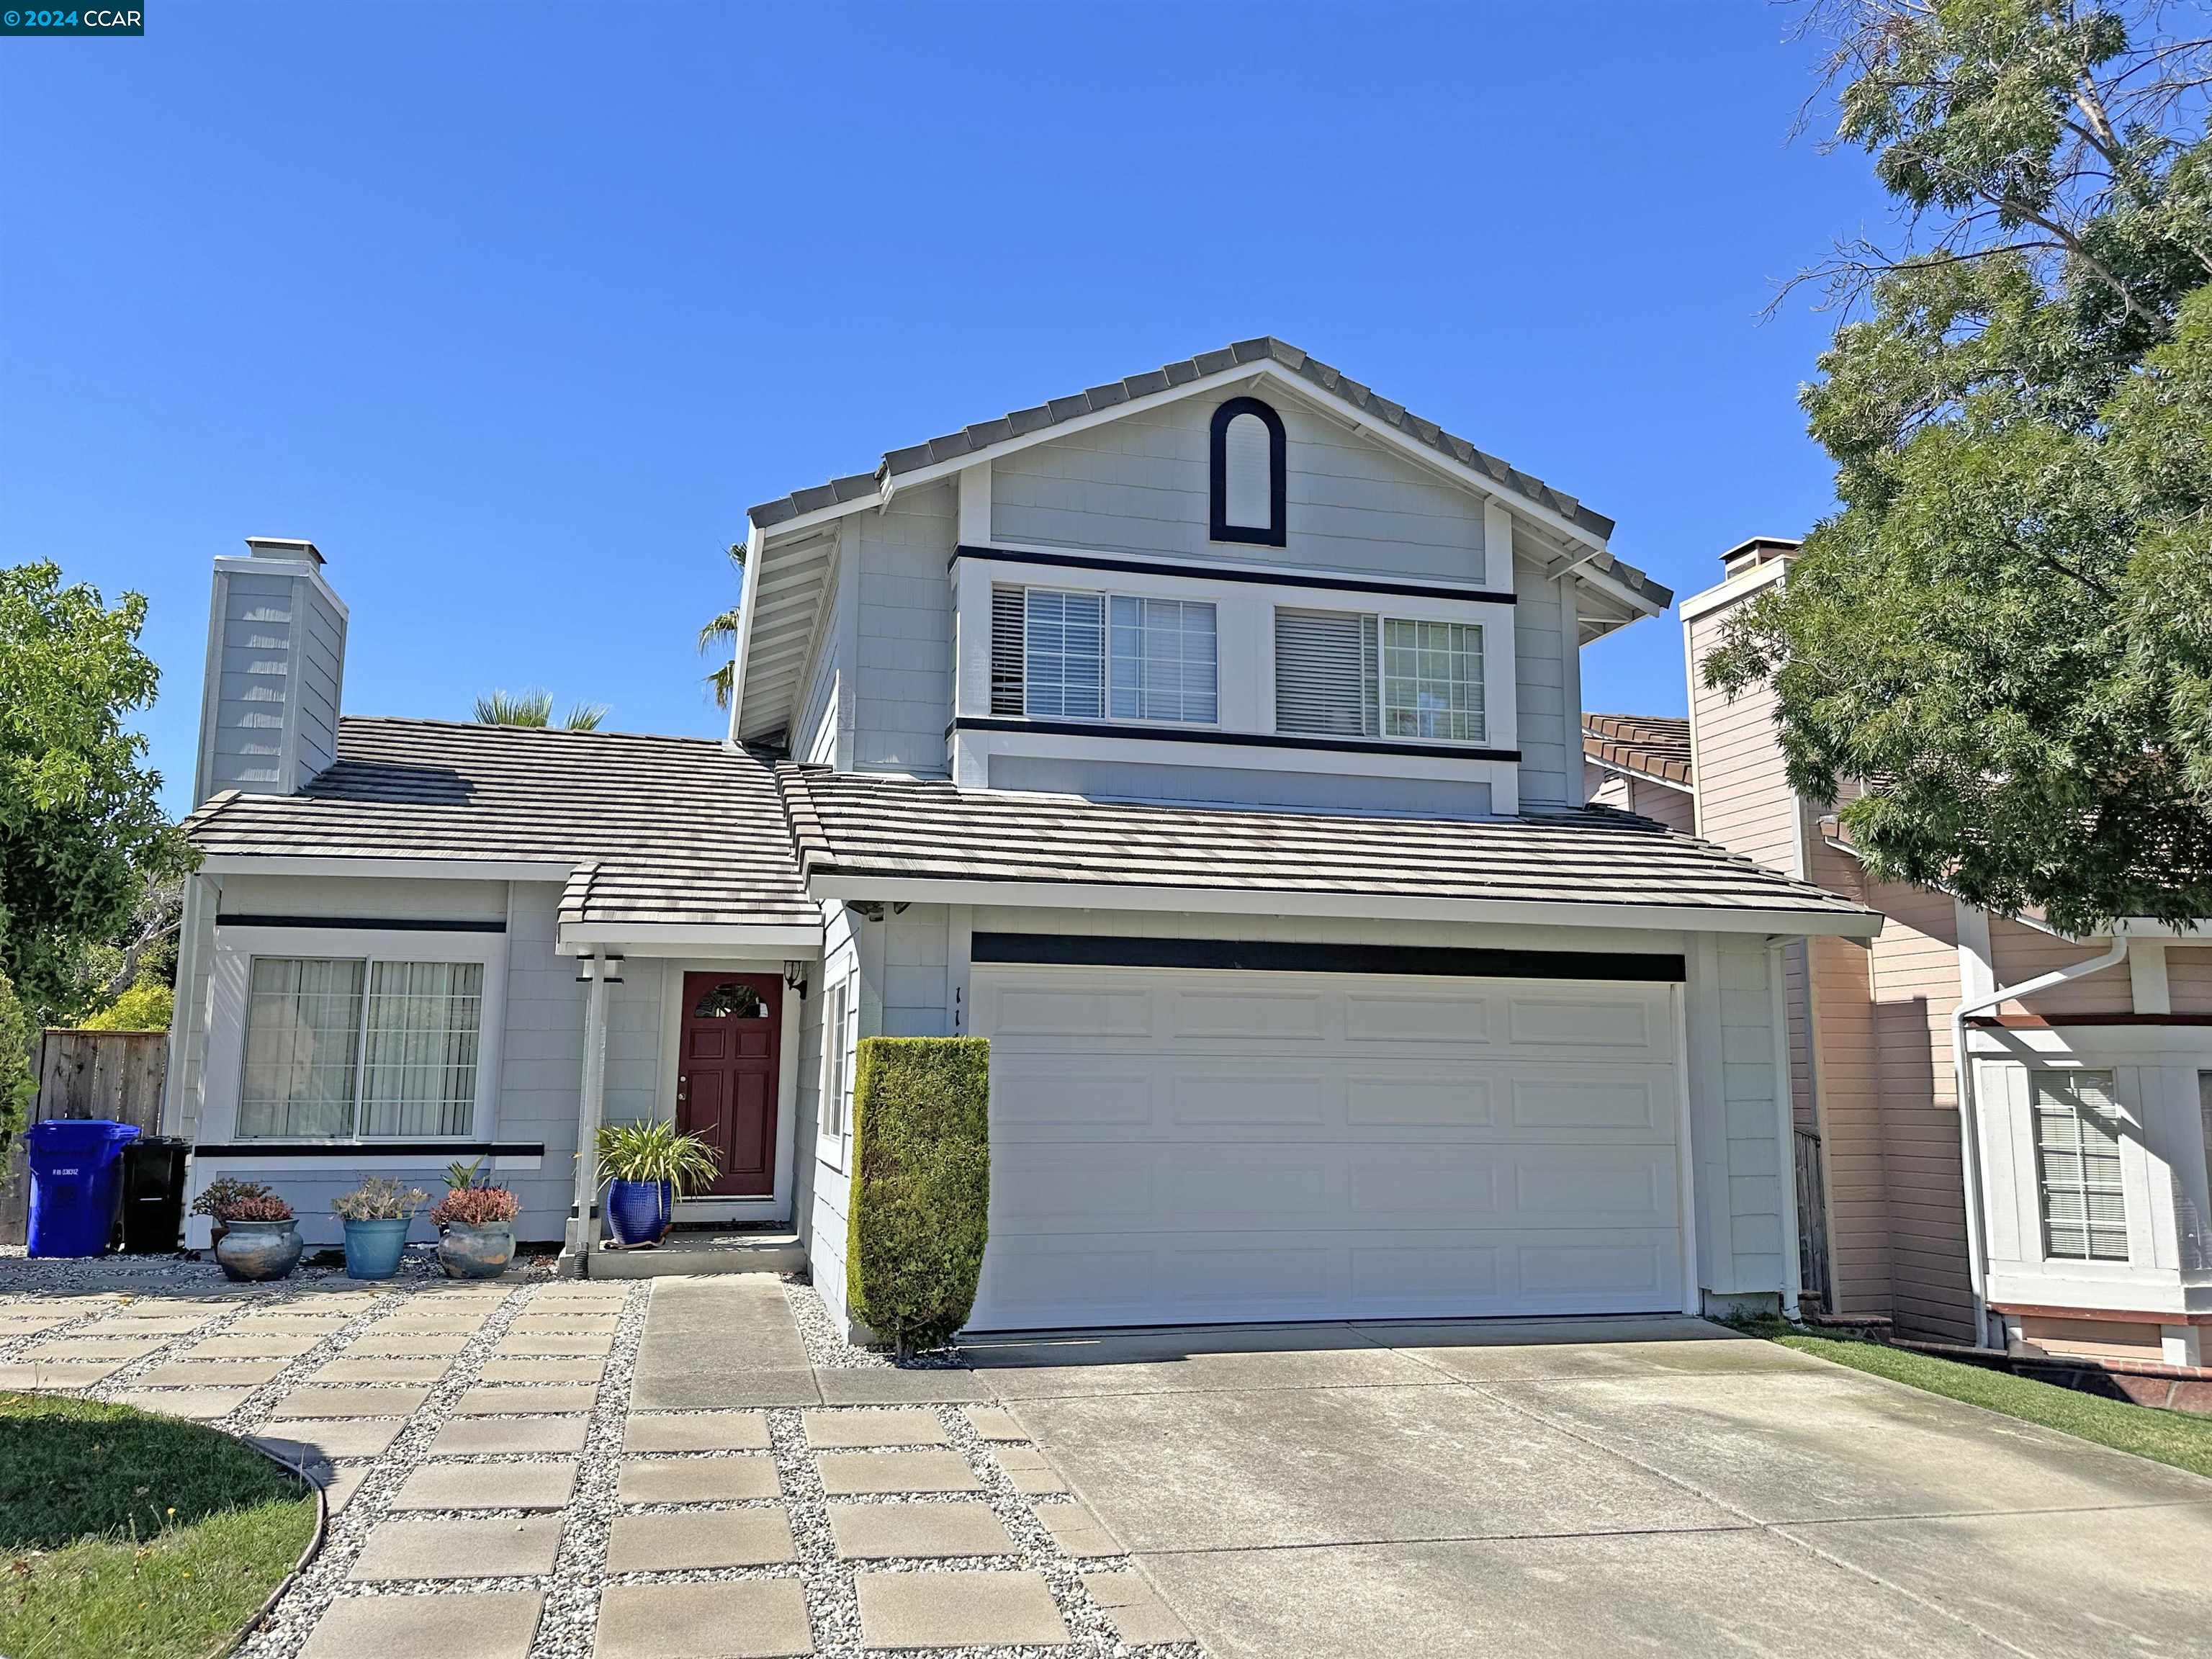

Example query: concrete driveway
[961,1316,2212,1659]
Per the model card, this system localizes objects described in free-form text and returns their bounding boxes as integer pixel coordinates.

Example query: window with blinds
[993,585,1218,725]
[239,956,482,1140]
[2033,1068,2129,1262]
[1275,608,1379,737]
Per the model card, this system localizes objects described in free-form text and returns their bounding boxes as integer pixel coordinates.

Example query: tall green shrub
[845,1037,990,1357]
[0,969,33,1159]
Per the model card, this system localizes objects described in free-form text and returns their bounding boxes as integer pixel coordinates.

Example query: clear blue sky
[1,1,1890,819]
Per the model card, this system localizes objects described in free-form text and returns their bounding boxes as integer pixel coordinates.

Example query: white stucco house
[164,338,1877,1334]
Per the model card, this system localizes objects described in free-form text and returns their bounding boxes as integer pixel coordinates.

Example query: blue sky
[1,1,1891,819]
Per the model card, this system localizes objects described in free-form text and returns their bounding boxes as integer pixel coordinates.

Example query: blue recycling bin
[26,1120,142,1258]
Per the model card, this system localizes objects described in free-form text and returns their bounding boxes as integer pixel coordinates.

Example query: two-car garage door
[965,965,1687,1331]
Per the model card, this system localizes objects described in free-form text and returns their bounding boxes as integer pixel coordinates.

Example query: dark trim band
[191,1141,546,1159]
[952,544,1515,606]
[1969,1012,2212,1028]
[972,932,1686,983]
[950,714,1519,765]
[216,914,508,934]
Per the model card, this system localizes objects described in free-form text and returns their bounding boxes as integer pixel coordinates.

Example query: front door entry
[677,971,782,1199]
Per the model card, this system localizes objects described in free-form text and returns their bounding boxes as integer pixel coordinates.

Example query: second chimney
[192,538,349,805]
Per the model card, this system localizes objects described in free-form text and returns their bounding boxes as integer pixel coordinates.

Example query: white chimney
[192,537,349,804]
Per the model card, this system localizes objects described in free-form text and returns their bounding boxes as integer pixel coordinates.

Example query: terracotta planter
[438,1220,514,1280]
[214,1218,302,1282]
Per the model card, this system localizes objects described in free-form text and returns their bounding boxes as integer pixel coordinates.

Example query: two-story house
[167,338,1876,1335]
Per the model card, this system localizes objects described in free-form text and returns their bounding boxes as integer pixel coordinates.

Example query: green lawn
[0,1393,318,1659]
[1758,1326,2212,1480]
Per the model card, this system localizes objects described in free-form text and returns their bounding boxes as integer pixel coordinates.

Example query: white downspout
[1768,938,1803,1321]
[1950,927,2131,1346]
[567,953,611,1273]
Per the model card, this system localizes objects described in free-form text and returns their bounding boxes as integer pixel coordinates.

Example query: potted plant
[331,1177,431,1280]
[595,1120,719,1248]
[191,1177,279,1254]
[211,1191,302,1282]
[431,1177,521,1280]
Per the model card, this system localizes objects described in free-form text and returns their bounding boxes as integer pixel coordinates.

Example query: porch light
[783,960,808,999]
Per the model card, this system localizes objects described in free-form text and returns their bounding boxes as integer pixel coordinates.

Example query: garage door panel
[990,1144,1158,1223]
[1169,988,1328,1041]
[1518,1238,1673,1300]
[1506,993,1662,1053]
[1343,989,1495,1043]
[1514,1146,1676,1225]
[989,1057,1156,1126]
[1509,1073,1671,1133]
[1161,1154,1336,1226]
[1346,1072,1495,1128]
[988,984,1154,1039]
[1168,1068,1328,1128]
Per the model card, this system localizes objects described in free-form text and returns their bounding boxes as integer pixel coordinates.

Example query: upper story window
[992,585,1218,725]
[1276,608,1485,745]
[2033,1067,2128,1261]
[239,956,484,1139]
[1210,397,1287,547]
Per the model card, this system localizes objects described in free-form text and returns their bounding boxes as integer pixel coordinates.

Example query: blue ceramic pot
[215,1218,302,1282]
[342,1216,411,1280]
[606,1179,672,1246]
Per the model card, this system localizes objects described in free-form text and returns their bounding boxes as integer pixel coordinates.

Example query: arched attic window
[1209,396,1287,547]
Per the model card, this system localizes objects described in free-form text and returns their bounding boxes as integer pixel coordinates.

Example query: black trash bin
[118,1136,189,1254]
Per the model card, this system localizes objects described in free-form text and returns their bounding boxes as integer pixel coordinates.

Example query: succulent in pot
[331,1178,431,1280]
[594,1120,719,1248]
[210,1191,302,1282]
[191,1177,279,1253]
[430,1183,521,1280]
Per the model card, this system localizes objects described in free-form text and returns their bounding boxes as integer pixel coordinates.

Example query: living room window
[1004,586,1218,726]
[2033,1067,2129,1262]
[238,956,484,1140]
[1275,608,1485,744]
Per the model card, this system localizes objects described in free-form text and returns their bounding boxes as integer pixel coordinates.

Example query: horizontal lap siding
[1991,917,2135,1017]
[853,482,955,775]
[1685,608,1799,876]
[990,397,1485,580]
[2171,948,2212,1014]
[1866,879,1974,1341]
[1516,563,1570,806]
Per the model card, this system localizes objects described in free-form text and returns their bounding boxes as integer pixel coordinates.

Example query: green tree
[0,968,33,1155]
[0,563,190,1021]
[472,688,608,730]
[1706,1,2212,934]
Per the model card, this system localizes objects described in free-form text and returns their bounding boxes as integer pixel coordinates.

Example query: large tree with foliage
[0,562,191,1021]
[1706,0,2212,933]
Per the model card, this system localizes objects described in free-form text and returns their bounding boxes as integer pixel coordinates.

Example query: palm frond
[564,701,608,731]
[474,688,554,727]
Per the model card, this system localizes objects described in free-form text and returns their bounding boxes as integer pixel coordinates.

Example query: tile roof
[775,765,1871,925]
[1583,714,1694,788]
[746,337,1671,612]
[182,718,816,932]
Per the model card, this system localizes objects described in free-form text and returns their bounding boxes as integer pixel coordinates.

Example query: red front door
[677,971,782,1199]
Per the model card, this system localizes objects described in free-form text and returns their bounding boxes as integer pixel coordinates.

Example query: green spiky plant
[472,688,608,730]
[594,1119,720,1196]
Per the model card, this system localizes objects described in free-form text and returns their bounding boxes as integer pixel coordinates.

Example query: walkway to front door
[676,971,781,1198]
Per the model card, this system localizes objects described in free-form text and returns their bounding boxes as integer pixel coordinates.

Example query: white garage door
[966,966,1687,1331]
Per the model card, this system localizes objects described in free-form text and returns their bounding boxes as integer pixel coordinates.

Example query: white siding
[199,562,346,800]
[1514,557,1572,805]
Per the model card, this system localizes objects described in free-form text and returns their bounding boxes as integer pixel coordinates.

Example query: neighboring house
[1644,535,2212,1378]
[165,338,1877,1336]
[1582,714,1694,834]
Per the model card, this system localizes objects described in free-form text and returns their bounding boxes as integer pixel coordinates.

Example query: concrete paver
[132,1359,289,1388]
[297,1588,544,1658]
[802,1407,948,1447]
[392,1459,579,1510]
[351,1514,565,1581]
[854,1570,1070,1649]
[816,1449,984,1496]
[431,1414,590,1455]
[451,1382,600,1415]
[105,1387,256,1420]
[479,1355,606,1384]
[592,1581,813,1659]
[1035,1498,1122,1557]
[270,1384,430,1418]
[314,1353,454,1383]
[623,1409,772,1452]
[619,1455,781,1503]
[828,1500,1017,1560]
[1084,1569,1192,1645]
[253,1419,408,1461]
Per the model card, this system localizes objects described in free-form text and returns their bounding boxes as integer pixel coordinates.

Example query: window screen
[1022,590,1105,719]
[1382,619,1485,743]
[2033,1068,2128,1261]
[1108,596,1217,723]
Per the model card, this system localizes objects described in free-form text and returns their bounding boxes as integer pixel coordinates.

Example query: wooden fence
[1794,1126,1833,1315]
[0,1029,170,1246]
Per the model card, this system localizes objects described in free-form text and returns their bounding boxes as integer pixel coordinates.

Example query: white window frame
[202,925,508,1146]
[1275,606,1487,747]
[817,968,858,1171]
[2031,1066,2131,1263]
[1022,586,1220,730]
